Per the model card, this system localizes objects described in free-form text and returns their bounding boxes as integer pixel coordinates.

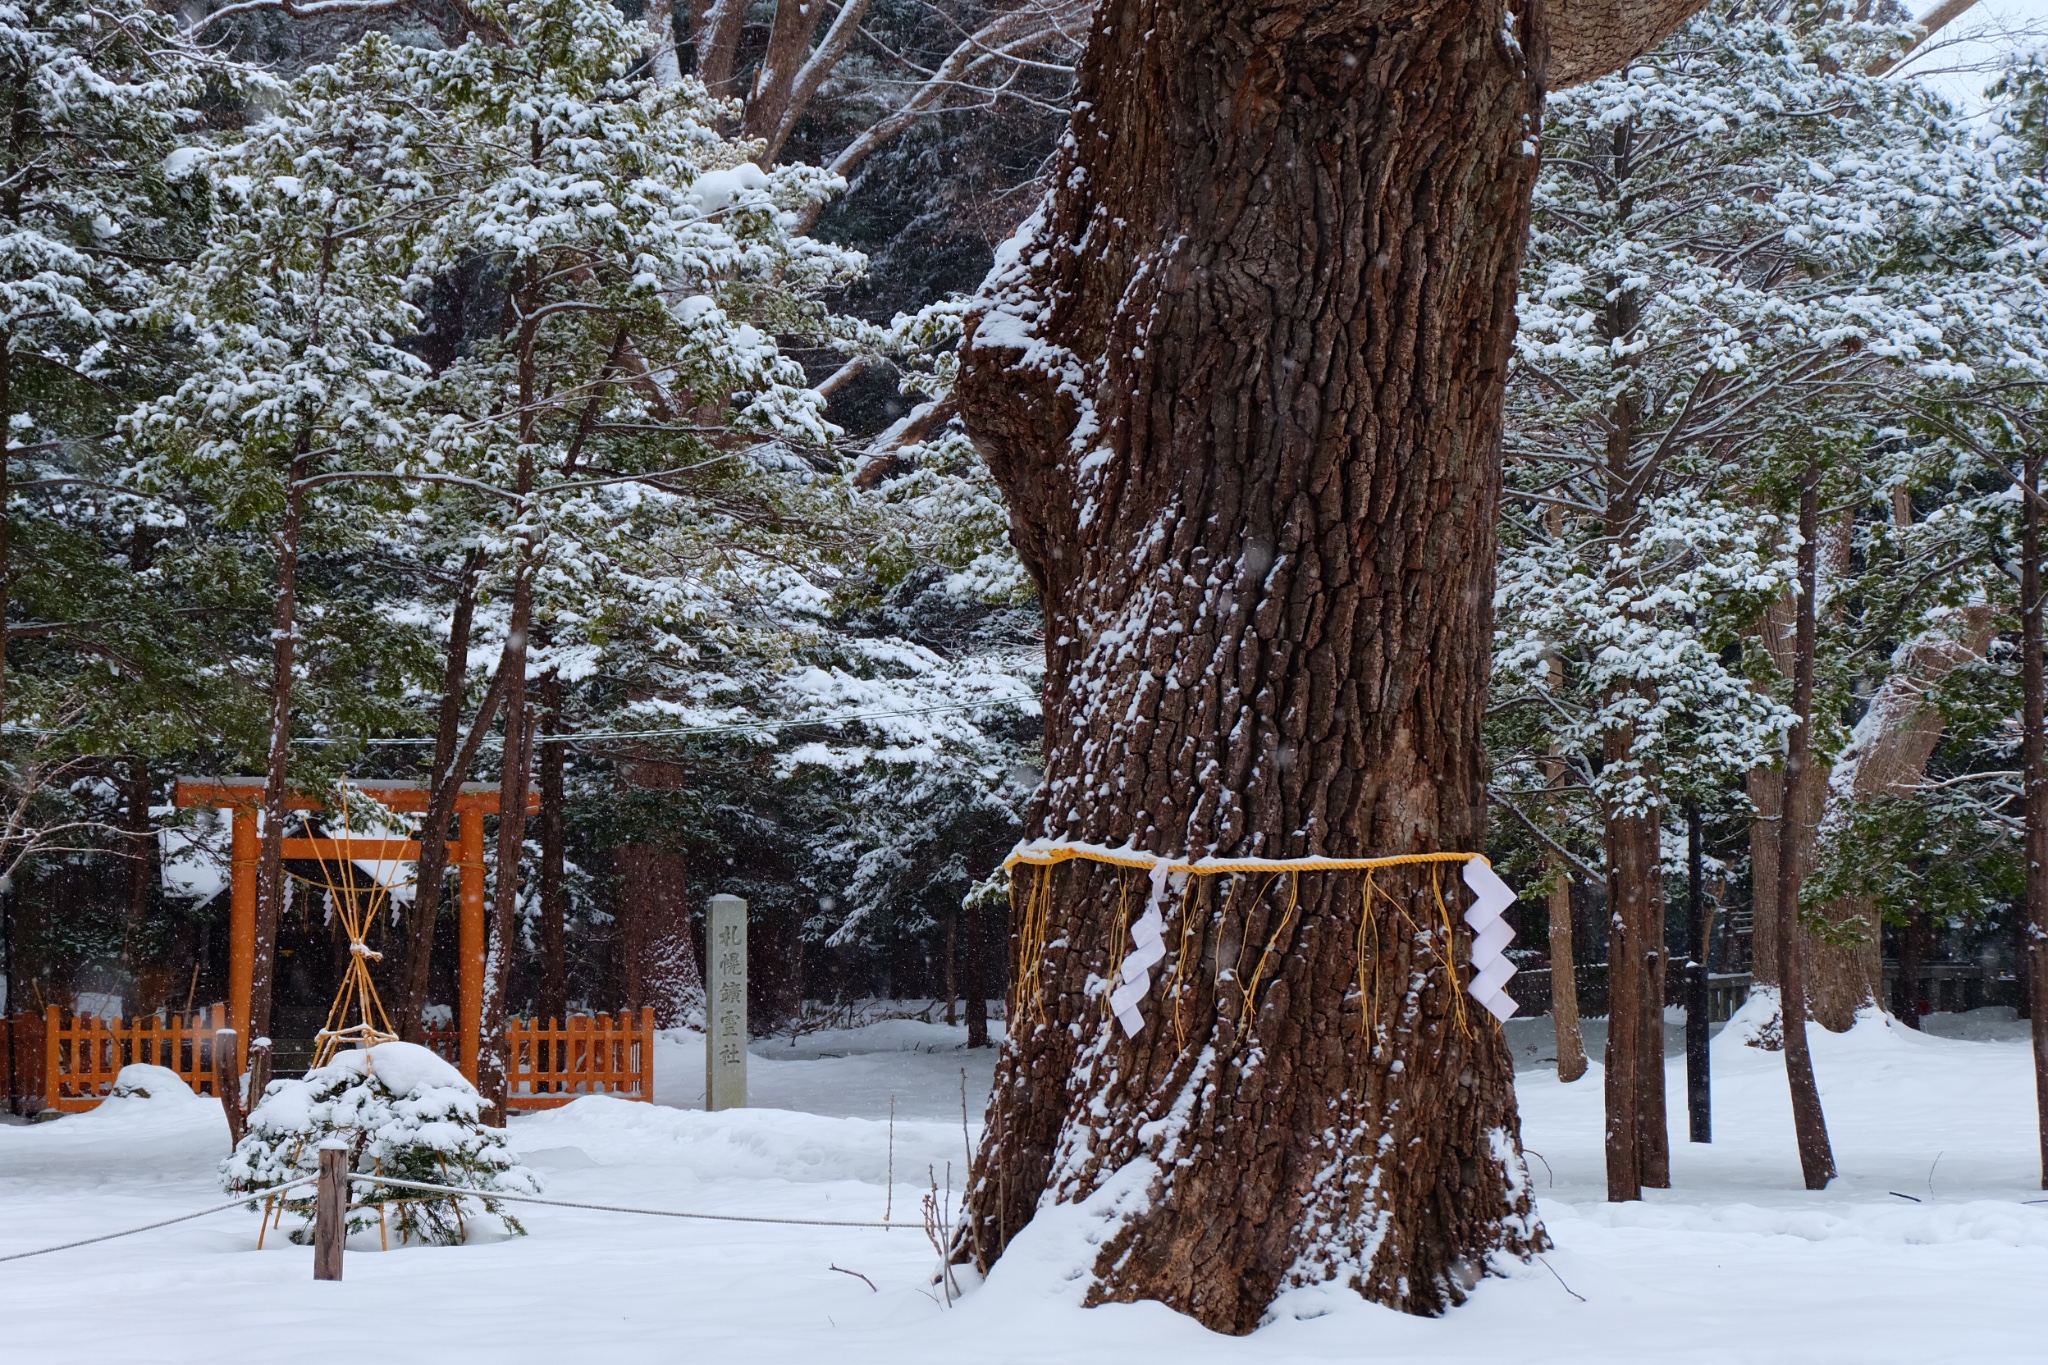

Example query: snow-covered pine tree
[317,0,864,1110]
[120,41,449,1089]
[0,0,214,873]
[1499,2,2048,1196]
[222,1039,540,1245]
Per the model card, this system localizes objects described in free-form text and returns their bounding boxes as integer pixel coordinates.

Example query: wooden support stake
[214,1028,245,1147]
[314,1145,347,1281]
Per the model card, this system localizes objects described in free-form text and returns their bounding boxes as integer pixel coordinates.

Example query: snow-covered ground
[3,1006,2045,1364]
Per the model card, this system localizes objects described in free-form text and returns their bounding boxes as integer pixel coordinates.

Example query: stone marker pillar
[705,894,748,1111]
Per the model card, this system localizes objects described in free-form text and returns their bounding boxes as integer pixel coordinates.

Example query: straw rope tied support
[1002,840,1522,1037]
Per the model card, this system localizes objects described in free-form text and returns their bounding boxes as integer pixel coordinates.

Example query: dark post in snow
[1684,807,1711,1144]
[313,1143,347,1281]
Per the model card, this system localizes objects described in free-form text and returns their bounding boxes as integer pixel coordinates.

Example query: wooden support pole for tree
[1685,807,1711,1144]
[314,1144,347,1280]
[459,809,486,1084]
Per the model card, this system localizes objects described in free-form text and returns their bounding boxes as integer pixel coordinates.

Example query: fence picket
[422,1008,656,1109]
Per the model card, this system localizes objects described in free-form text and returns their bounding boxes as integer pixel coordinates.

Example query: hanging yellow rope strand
[1003,841,1508,1042]
[289,788,409,1067]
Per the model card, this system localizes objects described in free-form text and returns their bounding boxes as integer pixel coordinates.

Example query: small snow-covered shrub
[108,1064,196,1101]
[221,1041,541,1246]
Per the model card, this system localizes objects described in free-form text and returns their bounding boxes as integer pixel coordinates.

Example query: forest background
[3,0,2047,1090]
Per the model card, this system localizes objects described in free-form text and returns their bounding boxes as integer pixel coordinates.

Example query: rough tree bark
[951,0,1697,1329]
[954,0,1708,1324]
[1747,521,1856,1028]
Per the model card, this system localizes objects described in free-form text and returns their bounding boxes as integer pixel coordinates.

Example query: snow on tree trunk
[952,0,1559,1327]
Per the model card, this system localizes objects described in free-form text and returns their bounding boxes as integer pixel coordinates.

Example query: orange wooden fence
[425,1009,657,1109]
[36,1005,654,1113]
[42,1005,229,1112]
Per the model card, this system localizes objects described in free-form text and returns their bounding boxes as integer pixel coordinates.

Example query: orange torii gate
[172,777,537,1082]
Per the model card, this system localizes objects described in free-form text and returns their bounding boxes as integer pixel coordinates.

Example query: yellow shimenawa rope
[1003,844,1495,1036]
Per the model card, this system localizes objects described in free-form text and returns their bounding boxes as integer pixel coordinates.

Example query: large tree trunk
[954,0,1555,1327]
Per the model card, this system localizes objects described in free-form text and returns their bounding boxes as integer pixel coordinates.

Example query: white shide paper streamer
[1460,859,1520,1021]
[1093,853,1519,1036]
[1108,860,1171,1036]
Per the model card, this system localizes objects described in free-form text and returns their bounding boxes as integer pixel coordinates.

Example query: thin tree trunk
[1603,779,1656,1201]
[963,890,992,1048]
[2021,443,2048,1189]
[248,437,313,1098]
[480,282,542,1123]
[1685,805,1711,1143]
[1546,860,1586,1081]
[1640,904,1669,1186]
[397,551,492,1041]
[943,905,958,1027]
[0,335,9,744]
[1542,653,1585,1083]
[953,0,1550,1324]
[123,758,158,1008]
[479,580,531,1124]
[1775,455,1836,1190]
[539,672,567,1026]
[1897,907,1929,1027]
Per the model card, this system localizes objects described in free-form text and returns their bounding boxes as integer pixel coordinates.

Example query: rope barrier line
[344,1173,905,1229]
[1001,839,1521,1034]
[0,1176,321,1265]
[1,1168,907,1267]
